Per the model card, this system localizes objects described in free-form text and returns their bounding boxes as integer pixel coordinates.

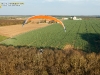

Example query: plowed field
[0,23,49,37]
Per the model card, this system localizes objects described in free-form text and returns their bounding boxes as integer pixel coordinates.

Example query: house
[70,16,82,20]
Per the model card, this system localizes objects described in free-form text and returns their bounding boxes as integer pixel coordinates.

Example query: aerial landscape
[0,0,100,75]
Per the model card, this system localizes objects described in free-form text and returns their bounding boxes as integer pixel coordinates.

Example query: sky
[0,0,100,15]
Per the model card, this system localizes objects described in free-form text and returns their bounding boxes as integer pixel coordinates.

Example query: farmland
[0,45,100,75]
[0,18,100,53]
[0,19,24,26]
[0,17,100,75]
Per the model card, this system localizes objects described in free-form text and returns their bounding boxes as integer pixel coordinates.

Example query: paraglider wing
[23,15,66,32]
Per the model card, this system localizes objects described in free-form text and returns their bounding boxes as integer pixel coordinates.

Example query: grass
[0,19,100,53]
[0,35,8,42]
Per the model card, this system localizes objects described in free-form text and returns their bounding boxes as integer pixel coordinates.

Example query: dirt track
[0,23,49,37]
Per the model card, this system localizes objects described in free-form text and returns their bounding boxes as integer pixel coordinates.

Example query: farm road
[0,23,49,37]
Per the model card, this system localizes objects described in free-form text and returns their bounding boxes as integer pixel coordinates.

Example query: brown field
[0,45,100,75]
[0,23,49,37]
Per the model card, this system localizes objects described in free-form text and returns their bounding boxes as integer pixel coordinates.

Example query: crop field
[0,45,100,75]
[0,18,100,52]
[0,20,24,26]
[0,18,100,75]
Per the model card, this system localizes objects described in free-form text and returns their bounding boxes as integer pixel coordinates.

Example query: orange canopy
[23,15,66,32]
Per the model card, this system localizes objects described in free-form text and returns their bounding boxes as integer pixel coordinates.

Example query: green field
[0,35,8,42]
[0,19,100,52]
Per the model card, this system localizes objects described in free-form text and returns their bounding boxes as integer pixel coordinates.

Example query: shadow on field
[79,33,100,53]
